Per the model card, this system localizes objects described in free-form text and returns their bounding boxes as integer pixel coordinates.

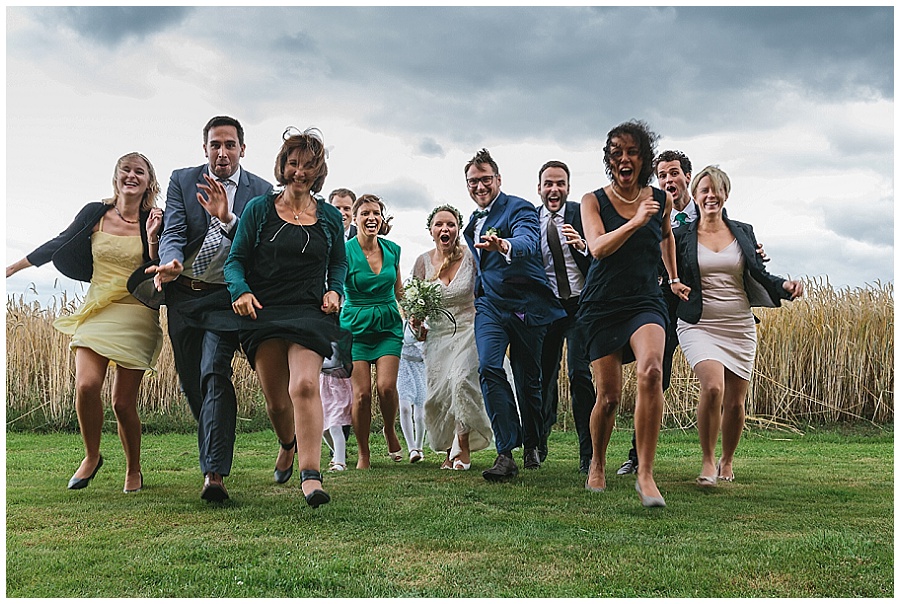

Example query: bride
[411,205,495,470]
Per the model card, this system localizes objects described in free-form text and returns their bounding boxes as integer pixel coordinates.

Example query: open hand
[145,259,183,291]
[475,233,509,254]
[146,208,163,239]
[197,174,233,223]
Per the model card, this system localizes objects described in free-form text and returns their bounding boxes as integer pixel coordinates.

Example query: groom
[462,149,565,481]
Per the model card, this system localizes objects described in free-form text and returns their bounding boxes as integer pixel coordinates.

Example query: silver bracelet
[668,278,681,285]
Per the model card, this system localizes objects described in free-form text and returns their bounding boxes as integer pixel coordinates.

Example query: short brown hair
[653,150,692,177]
[538,160,570,183]
[274,132,328,193]
[328,188,356,203]
[464,148,499,176]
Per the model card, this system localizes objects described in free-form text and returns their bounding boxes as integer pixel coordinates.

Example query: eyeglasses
[466,175,497,189]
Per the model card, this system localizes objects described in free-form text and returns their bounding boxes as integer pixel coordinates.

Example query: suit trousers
[539,296,595,460]
[474,298,548,456]
[165,284,239,476]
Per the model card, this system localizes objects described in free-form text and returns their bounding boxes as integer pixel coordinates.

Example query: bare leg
[374,355,402,454]
[254,340,297,473]
[694,360,725,479]
[72,347,108,478]
[111,365,147,491]
[718,369,749,480]
[455,431,471,465]
[351,360,373,468]
[586,352,623,491]
[285,344,325,497]
[630,323,666,501]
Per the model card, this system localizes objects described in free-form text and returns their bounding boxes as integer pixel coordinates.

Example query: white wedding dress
[414,248,495,456]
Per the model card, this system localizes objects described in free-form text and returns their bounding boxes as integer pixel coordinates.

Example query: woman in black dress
[223,127,347,508]
[578,121,689,507]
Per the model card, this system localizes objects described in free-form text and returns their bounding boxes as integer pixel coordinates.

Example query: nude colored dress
[676,240,756,380]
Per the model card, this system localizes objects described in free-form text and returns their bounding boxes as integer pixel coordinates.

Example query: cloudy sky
[5,6,894,305]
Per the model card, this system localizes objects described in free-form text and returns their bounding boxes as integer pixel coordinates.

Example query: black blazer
[26,202,154,283]
[674,216,793,324]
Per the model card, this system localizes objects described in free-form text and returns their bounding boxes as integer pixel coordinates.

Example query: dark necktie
[472,209,489,219]
[547,213,571,300]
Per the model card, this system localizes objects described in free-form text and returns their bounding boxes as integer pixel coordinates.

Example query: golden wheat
[5,278,893,431]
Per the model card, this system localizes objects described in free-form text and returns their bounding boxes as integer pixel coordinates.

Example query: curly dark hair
[653,150,693,178]
[602,120,659,187]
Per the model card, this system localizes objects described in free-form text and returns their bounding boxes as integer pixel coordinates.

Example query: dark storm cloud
[416,138,446,158]
[44,6,192,45]
[820,195,893,248]
[223,6,892,145]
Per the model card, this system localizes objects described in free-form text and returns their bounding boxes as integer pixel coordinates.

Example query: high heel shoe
[124,472,143,493]
[635,480,666,508]
[274,437,297,484]
[67,455,103,490]
[452,459,471,471]
[300,469,330,509]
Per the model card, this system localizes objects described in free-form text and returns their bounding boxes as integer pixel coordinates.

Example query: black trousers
[538,296,595,461]
[166,283,240,476]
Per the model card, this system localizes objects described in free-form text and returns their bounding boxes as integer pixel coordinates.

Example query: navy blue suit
[159,165,271,477]
[463,192,565,455]
[538,201,595,463]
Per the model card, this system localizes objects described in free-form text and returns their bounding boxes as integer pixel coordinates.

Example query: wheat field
[5,278,893,432]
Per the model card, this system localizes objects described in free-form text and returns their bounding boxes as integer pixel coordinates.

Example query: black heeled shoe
[124,471,143,494]
[274,437,297,484]
[67,455,103,490]
[300,469,330,508]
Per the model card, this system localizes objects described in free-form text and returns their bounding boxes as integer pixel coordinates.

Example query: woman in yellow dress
[6,152,163,493]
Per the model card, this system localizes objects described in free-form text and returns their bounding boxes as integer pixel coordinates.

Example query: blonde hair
[690,165,731,202]
[105,152,160,211]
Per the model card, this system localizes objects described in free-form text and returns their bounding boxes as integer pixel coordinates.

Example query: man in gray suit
[147,116,271,501]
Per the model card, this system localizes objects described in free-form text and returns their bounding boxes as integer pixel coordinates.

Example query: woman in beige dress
[6,152,163,493]
[673,166,803,486]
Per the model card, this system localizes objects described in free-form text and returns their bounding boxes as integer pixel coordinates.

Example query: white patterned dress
[413,248,494,456]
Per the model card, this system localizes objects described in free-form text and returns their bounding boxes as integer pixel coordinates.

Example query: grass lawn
[5,425,893,597]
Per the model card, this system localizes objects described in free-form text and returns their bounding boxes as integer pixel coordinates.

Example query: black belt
[173,275,227,291]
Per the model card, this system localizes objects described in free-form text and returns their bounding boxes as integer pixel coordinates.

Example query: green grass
[5,426,893,597]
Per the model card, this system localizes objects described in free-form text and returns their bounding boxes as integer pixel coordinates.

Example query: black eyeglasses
[466,175,496,188]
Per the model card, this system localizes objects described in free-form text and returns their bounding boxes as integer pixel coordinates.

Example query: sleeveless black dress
[576,186,668,364]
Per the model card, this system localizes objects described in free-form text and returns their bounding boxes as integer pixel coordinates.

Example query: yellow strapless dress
[53,229,162,371]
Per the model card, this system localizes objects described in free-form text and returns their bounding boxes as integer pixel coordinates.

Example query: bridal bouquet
[399,277,456,338]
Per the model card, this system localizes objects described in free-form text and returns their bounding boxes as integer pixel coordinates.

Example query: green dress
[341,237,403,361]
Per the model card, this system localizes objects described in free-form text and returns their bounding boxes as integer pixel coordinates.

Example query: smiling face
[607,134,642,189]
[204,125,244,179]
[282,148,315,196]
[354,201,383,236]
[114,155,151,201]
[656,160,691,211]
[466,163,501,209]
[331,195,354,230]
[693,174,727,219]
[430,210,459,252]
[539,166,569,213]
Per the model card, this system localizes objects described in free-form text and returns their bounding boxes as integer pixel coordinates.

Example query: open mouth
[439,233,451,244]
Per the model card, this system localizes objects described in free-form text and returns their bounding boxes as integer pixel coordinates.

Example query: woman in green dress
[341,194,404,469]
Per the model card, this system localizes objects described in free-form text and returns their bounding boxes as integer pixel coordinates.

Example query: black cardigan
[674,216,793,324]
[26,202,154,283]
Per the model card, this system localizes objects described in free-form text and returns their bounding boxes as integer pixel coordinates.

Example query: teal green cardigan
[223,192,347,303]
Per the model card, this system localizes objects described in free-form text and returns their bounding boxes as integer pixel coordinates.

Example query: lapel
[232,168,252,217]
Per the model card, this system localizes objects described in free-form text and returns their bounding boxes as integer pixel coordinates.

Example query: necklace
[113,203,139,224]
[610,184,642,204]
[281,193,314,222]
